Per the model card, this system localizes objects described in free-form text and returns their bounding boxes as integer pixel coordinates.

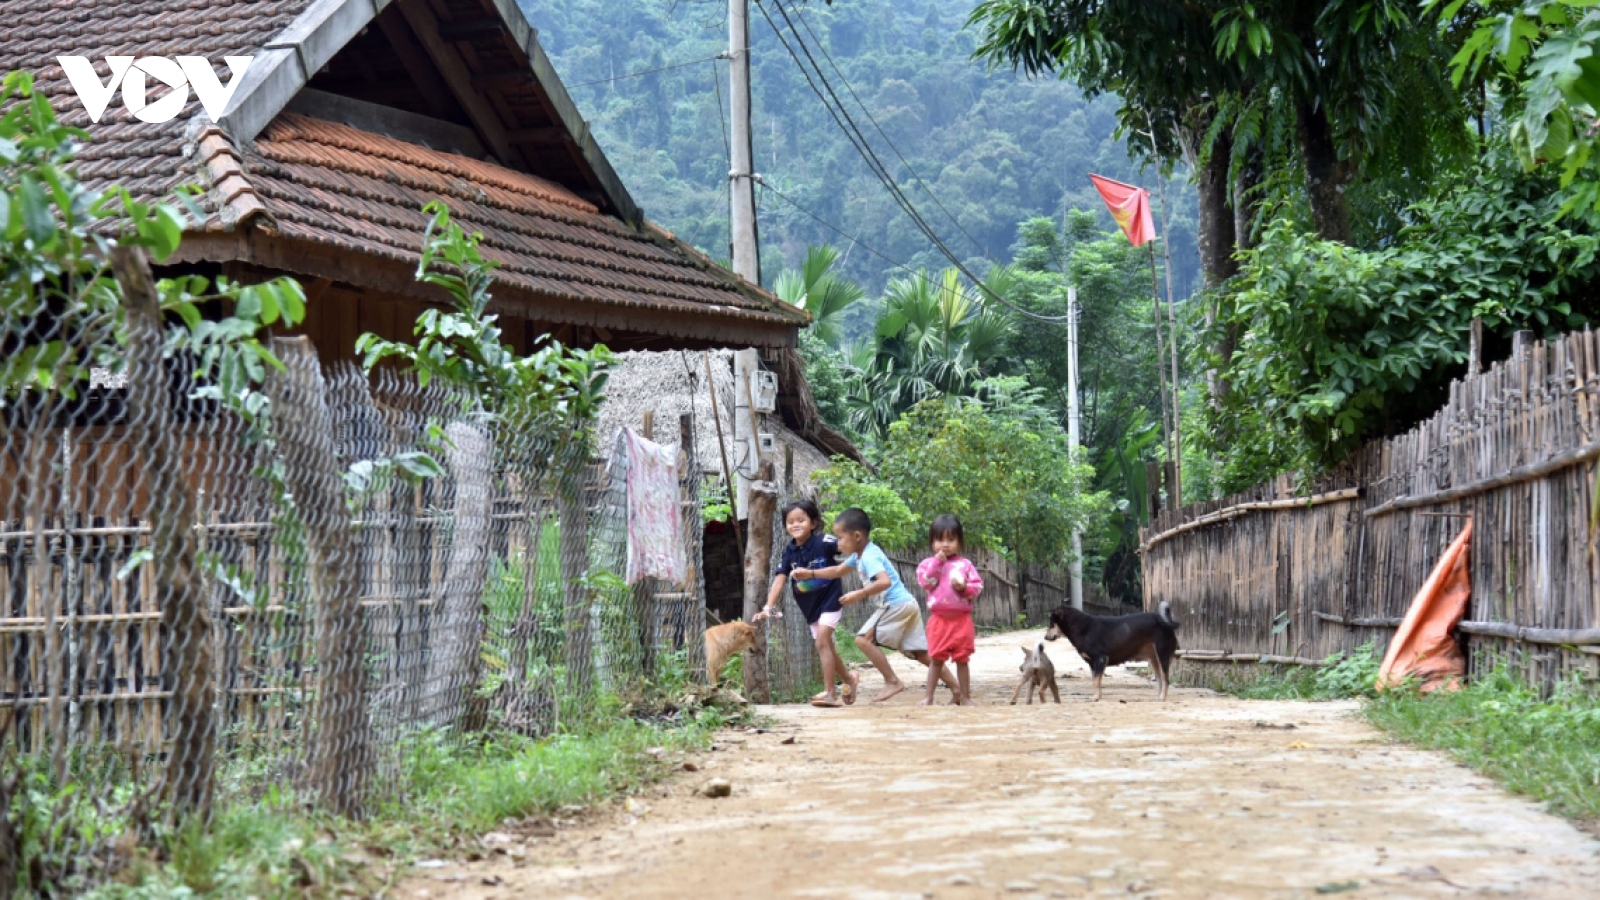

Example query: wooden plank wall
[885,546,1125,629]
[1142,328,1600,690]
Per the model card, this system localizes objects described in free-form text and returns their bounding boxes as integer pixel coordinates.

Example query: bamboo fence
[1142,328,1600,690]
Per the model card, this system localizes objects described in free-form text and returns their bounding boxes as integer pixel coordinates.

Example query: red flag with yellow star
[1088,174,1155,248]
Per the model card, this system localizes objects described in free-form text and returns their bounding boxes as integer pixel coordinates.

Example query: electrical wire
[568,54,725,89]
[789,5,992,261]
[755,0,1072,324]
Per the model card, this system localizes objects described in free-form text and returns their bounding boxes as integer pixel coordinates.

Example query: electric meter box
[751,370,778,413]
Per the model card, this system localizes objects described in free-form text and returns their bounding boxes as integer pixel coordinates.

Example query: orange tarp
[1376,520,1472,693]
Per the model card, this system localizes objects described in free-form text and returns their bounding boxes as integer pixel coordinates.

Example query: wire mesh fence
[0,310,708,890]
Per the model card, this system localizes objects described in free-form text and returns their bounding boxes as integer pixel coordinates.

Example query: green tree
[1201,144,1599,487]
[775,245,866,348]
[841,267,1012,440]
[872,380,1108,563]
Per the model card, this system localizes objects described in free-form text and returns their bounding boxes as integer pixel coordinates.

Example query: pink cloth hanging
[625,428,686,586]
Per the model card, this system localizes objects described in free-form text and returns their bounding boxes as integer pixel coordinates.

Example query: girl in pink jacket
[917,515,982,706]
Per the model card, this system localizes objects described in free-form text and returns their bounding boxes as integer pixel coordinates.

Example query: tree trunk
[265,337,369,817]
[1189,107,1239,405]
[560,460,594,698]
[741,463,775,702]
[439,421,493,728]
[111,246,215,820]
[1297,100,1353,244]
[1190,114,1239,291]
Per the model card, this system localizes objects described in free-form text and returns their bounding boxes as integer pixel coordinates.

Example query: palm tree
[775,245,864,348]
[843,267,1014,440]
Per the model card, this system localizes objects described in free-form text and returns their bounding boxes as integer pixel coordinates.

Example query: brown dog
[1010,642,1060,704]
[705,621,757,686]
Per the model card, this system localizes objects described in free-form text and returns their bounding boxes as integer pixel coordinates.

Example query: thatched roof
[596,350,855,493]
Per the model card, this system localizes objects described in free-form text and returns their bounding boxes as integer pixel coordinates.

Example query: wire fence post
[742,461,775,702]
[266,338,368,816]
[111,245,216,819]
[560,452,595,699]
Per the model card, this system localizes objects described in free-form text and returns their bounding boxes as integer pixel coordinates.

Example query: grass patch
[84,689,746,899]
[1213,643,1600,829]
[835,626,869,666]
[1366,667,1600,827]
[1211,643,1383,701]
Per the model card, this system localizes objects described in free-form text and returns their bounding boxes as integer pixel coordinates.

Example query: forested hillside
[526,0,1199,298]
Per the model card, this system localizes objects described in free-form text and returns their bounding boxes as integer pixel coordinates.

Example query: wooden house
[6,0,809,357]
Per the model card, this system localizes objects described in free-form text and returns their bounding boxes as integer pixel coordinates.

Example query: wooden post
[439,420,493,728]
[1513,329,1535,357]
[111,246,215,819]
[634,412,657,677]
[1469,317,1484,375]
[264,337,368,817]
[559,455,594,698]
[741,461,775,702]
[681,414,708,680]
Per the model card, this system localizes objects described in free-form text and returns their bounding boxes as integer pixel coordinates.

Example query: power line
[757,178,1074,325]
[568,54,724,89]
[755,0,1071,324]
[789,6,992,261]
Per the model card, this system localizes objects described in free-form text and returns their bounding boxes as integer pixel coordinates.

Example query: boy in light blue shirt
[792,508,961,703]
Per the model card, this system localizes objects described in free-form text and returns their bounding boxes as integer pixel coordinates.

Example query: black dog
[1045,601,1180,701]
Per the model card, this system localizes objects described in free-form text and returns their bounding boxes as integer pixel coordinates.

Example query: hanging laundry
[625,427,686,586]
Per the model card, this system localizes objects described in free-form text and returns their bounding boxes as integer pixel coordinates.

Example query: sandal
[810,696,844,708]
[841,673,859,706]
[810,691,830,703]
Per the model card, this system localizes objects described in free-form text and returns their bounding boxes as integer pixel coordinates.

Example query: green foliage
[698,475,734,525]
[776,245,864,347]
[797,327,856,439]
[538,0,1198,296]
[842,266,1013,440]
[1,71,305,424]
[812,458,920,549]
[814,381,1108,561]
[876,384,1107,561]
[355,201,614,437]
[1440,1,1600,185]
[88,707,743,898]
[1214,643,1383,701]
[1203,146,1600,487]
[1367,665,1600,824]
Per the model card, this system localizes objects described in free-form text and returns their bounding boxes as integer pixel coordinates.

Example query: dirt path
[400,629,1600,899]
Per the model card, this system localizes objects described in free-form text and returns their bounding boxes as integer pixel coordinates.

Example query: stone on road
[399,629,1600,899]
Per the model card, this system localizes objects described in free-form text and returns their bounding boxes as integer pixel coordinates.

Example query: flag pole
[1145,242,1173,500]
[1153,167,1182,510]
[1144,117,1182,509]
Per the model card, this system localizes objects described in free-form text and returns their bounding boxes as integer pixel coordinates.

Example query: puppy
[1045,601,1180,701]
[705,621,757,687]
[1011,641,1060,705]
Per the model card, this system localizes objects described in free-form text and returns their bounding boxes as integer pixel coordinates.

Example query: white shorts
[858,601,928,657]
[809,608,844,639]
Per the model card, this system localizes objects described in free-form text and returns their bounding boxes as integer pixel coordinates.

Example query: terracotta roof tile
[244,114,803,325]
[4,1,317,200]
[4,2,806,334]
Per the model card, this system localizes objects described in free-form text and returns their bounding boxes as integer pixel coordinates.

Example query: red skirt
[926,613,975,663]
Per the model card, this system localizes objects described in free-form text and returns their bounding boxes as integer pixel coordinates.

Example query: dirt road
[401,629,1600,899]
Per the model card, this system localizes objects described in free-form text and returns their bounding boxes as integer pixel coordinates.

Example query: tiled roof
[245,114,803,326]
[4,1,806,338]
[3,0,317,198]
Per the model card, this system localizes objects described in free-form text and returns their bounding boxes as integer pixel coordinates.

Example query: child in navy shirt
[755,500,859,707]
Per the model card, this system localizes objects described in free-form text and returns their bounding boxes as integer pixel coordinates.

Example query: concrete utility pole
[728,0,760,285]
[733,348,760,516]
[1067,287,1083,612]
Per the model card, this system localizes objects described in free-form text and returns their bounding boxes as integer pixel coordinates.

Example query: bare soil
[399,629,1600,899]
